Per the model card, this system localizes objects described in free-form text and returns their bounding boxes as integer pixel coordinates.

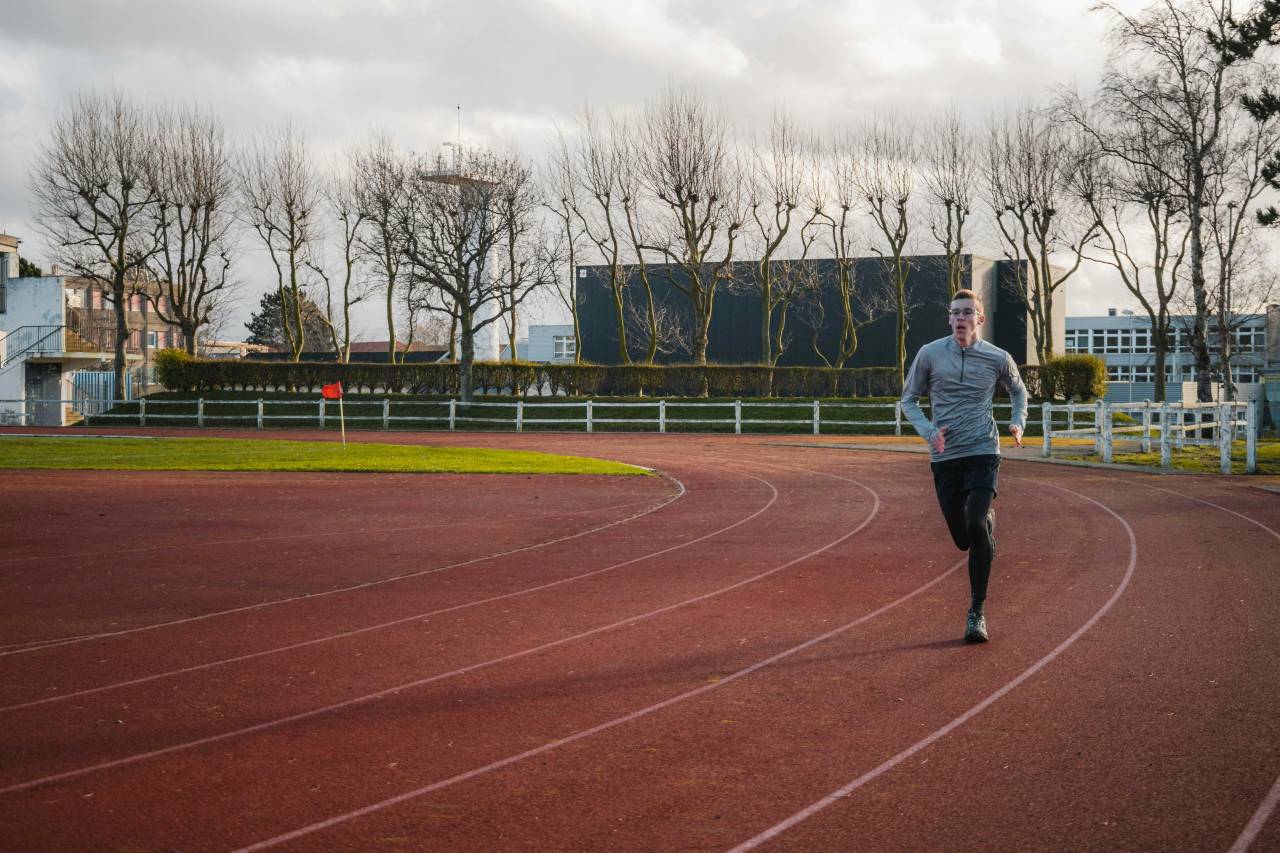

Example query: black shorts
[931,454,1001,504]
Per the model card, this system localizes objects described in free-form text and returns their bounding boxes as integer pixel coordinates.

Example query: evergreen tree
[244,290,332,351]
[18,257,43,277]
[1215,0,1280,223]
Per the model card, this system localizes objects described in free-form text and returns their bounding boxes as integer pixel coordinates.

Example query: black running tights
[938,487,995,604]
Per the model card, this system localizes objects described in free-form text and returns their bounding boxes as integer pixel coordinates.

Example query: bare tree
[492,152,556,363]
[745,111,815,365]
[624,289,695,360]
[984,102,1099,363]
[352,132,409,362]
[615,114,663,364]
[143,106,238,355]
[850,116,919,384]
[1081,0,1255,401]
[814,136,890,368]
[394,149,523,401]
[1070,118,1189,401]
[570,107,634,363]
[635,84,745,367]
[921,107,979,298]
[307,155,373,362]
[1201,97,1280,398]
[545,131,587,362]
[32,91,161,395]
[240,123,321,361]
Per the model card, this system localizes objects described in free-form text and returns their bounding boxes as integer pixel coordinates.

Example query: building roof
[348,340,444,353]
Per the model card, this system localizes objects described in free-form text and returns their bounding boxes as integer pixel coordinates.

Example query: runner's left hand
[1009,425,1023,448]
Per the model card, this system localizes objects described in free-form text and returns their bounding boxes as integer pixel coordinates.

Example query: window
[1232,366,1258,384]
[552,335,576,360]
[147,331,158,349]
[1133,366,1154,382]
[1104,332,1121,354]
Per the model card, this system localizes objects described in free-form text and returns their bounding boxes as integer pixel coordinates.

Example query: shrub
[1037,354,1107,401]
[153,348,195,391]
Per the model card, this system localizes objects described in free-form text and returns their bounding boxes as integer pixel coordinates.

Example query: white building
[526,324,577,363]
[0,235,120,425]
[1065,308,1270,404]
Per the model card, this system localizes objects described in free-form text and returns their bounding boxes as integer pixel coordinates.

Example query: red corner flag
[321,381,343,400]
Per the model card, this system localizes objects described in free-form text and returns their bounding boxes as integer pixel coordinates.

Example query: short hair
[951,289,984,314]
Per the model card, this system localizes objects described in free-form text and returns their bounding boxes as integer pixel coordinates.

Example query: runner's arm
[900,350,937,444]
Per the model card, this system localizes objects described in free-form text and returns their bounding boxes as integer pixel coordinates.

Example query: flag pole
[339,394,346,448]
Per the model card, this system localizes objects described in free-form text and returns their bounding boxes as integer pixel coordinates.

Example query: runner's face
[948,298,984,343]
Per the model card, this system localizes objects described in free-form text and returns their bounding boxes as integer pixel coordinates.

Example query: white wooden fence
[1041,399,1259,474]
[14,396,1029,435]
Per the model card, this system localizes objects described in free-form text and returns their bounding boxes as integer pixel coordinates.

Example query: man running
[900,288,1028,643]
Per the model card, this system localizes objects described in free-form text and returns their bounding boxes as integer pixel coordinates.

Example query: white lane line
[0,494,663,566]
[0,474,687,658]
[0,466,873,796]
[0,472,774,713]
[727,478,1138,852]
[228,485,938,852]
[1132,485,1280,853]
[1138,482,1280,544]
[1231,775,1280,853]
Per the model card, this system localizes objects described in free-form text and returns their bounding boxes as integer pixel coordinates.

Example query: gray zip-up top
[900,336,1028,462]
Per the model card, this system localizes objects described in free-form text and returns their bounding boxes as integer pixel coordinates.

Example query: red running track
[1,428,1278,852]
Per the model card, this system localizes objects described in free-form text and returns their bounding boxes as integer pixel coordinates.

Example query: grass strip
[0,436,648,476]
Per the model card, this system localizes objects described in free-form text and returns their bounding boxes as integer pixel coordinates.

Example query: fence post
[813,400,820,436]
[1219,402,1233,475]
[516,400,524,432]
[138,398,146,427]
[197,398,204,428]
[448,399,456,431]
[586,399,593,433]
[1160,402,1171,468]
[1140,404,1152,453]
[734,400,742,435]
[1094,399,1104,457]
[659,399,666,434]
[1067,398,1075,432]
[257,399,264,430]
[1041,402,1052,458]
[1101,401,1113,464]
[894,401,902,436]
[382,399,389,430]
[319,399,325,429]
[1246,401,1258,474]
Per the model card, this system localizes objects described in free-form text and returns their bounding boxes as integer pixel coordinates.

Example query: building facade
[0,233,184,424]
[1064,309,1271,404]
[575,255,1062,369]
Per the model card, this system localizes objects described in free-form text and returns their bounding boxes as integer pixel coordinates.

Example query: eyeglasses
[948,308,978,317]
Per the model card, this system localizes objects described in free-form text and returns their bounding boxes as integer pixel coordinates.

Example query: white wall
[1,275,64,332]
[0,276,68,423]
[527,324,575,363]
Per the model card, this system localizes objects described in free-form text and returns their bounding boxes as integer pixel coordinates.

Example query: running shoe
[964,609,989,644]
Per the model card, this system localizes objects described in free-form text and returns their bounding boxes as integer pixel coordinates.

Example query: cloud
[0,0,1175,324]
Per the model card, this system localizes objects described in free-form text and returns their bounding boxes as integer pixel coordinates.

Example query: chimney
[1107,308,1117,317]
[50,263,60,276]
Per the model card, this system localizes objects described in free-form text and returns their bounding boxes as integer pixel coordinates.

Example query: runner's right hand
[930,426,948,454]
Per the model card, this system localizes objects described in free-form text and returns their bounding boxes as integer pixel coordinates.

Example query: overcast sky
[0,0,1156,339]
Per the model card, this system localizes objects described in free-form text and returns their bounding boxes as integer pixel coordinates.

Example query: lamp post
[1122,309,1136,403]
[1225,201,1236,402]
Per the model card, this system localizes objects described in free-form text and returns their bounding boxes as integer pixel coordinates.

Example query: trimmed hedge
[155,356,1064,400]
[155,358,908,398]
[1034,355,1107,402]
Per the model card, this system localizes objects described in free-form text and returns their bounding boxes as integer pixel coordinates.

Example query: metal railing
[1041,399,1259,474]
[0,325,64,369]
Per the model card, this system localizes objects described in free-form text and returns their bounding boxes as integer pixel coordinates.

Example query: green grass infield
[0,436,649,476]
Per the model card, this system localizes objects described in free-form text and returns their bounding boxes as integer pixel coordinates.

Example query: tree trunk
[459,309,475,403]
[112,279,128,403]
